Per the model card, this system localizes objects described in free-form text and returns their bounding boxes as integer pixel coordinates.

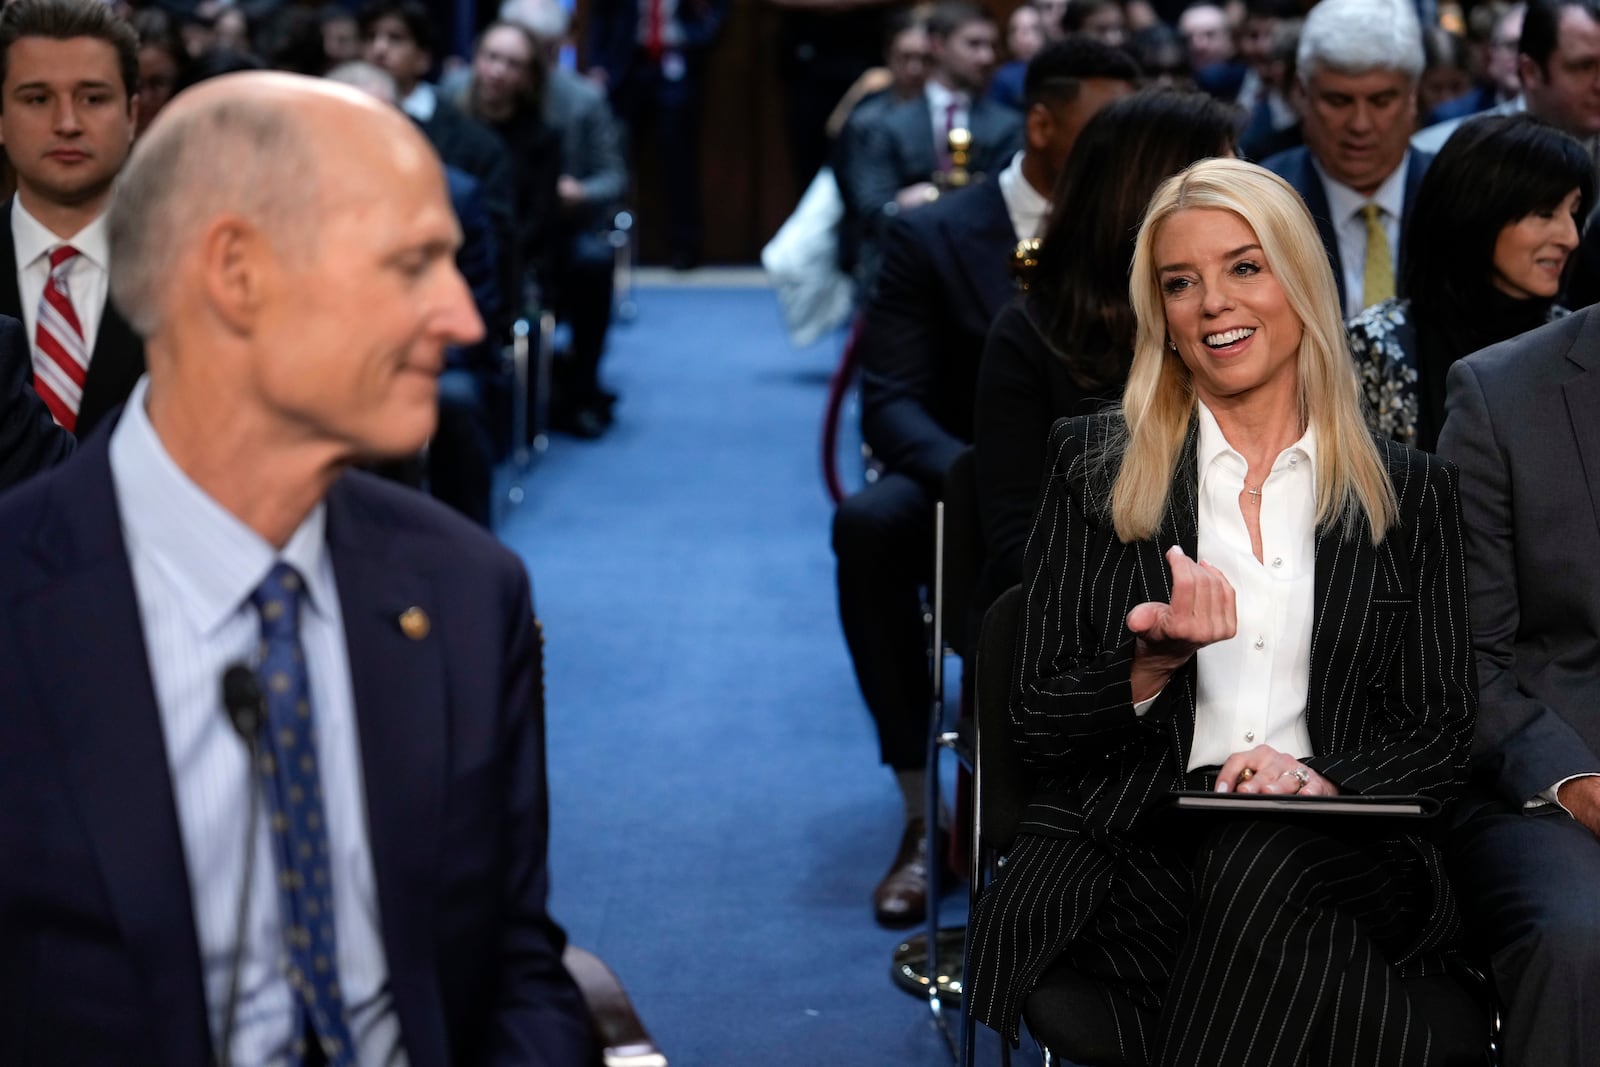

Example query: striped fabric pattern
[33,244,86,432]
[966,413,1477,1060]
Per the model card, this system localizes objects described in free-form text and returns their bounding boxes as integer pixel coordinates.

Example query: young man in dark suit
[0,71,591,1066]
[833,38,1137,927]
[834,0,1023,279]
[0,0,144,440]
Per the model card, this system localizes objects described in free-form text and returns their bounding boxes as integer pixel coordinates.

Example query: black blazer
[0,197,144,441]
[0,312,72,490]
[835,91,1022,229]
[859,176,1019,489]
[1011,414,1476,839]
[1261,146,1432,312]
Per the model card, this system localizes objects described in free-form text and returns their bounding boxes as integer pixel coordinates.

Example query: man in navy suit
[833,38,1135,927]
[1262,0,1432,318]
[0,72,591,1067]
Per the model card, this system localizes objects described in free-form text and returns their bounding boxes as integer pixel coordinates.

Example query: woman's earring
[1166,338,1178,351]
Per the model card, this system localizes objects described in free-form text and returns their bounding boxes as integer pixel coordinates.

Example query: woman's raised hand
[1125,545,1237,703]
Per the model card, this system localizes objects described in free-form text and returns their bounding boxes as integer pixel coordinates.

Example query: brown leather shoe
[874,818,946,927]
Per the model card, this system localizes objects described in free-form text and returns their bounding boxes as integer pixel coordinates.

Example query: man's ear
[199,215,270,335]
[1517,52,1541,91]
[126,92,140,142]
[1025,101,1055,152]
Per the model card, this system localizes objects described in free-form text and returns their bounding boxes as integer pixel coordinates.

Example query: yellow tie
[1361,203,1394,307]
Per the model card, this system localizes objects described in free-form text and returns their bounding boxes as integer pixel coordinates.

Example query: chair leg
[924,502,948,1017]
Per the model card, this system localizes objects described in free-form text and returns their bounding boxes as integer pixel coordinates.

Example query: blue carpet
[493,287,1017,1065]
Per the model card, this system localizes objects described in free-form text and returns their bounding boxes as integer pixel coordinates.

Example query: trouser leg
[831,471,935,770]
[1156,820,1447,1067]
[1449,803,1600,1067]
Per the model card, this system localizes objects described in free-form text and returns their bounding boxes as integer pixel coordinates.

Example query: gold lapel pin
[398,606,430,641]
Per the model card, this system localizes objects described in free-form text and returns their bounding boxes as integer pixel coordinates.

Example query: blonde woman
[966,158,1476,1065]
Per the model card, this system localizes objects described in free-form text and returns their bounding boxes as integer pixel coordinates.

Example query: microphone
[222,665,263,740]
[218,664,265,1067]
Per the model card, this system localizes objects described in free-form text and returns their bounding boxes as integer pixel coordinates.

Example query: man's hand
[1216,743,1339,795]
[1126,545,1236,703]
[1558,776,1600,837]
[893,182,940,210]
[557,175,588,210]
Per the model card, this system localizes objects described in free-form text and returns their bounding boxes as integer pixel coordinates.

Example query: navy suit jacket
[835,91,1023,232]
[0,196,145,441]
[0,432,591,1067]
[1262,146,1432,312]
[859,176,1018,489]
[0,312,72,491]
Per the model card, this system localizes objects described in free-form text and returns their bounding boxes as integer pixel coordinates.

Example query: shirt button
[1254,635,1265,650]
[1272,556,1283,568]
[1245,731,1256,742]
[1288,456,1299,467]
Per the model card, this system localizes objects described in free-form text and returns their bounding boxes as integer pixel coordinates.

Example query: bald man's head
[107,71,422,337]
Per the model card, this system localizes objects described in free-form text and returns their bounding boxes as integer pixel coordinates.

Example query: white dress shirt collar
[1195,399,1317,479]
[997,150,1050,240]
[1313,151,1410,316]
[12,194,110,273]
[400,81,438,123]
[110,375,332,638]
[1315,152,1408,235]
[925,77,972,146]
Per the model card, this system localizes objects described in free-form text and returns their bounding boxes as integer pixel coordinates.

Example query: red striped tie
[33,244,86,433]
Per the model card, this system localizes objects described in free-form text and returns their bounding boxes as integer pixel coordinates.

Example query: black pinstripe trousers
[969,818,1455,1066]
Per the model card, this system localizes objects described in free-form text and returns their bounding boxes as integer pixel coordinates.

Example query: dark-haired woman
[973,90,1236,609]
[1347,113,1593,450]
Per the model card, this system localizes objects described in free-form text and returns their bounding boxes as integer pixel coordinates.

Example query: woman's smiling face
[1155,207,1305,413]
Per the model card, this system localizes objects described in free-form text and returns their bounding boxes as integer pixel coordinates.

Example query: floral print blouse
[1346,296,1567,447]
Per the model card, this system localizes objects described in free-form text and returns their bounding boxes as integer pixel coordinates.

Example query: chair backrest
[939,446,985,655]
[973,583,1028,865]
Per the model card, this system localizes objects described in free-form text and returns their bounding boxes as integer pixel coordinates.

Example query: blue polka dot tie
[251,562,357,1067]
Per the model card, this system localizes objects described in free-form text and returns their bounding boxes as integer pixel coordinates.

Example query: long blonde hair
[1112,158,1398,545]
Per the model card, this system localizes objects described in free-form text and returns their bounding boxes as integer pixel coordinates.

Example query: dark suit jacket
[835,91,1023,232]
[0,433,591,1067]
[968,412,1477,1035]
[859,176,1019,489]
[0,197,144,441]
[1262,146,1432,312]
[0,312,72,491]
[1439,307,1600,807]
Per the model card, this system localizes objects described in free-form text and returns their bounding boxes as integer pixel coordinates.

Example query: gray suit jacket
[1439,306,1600,806]
[543,67,626,231]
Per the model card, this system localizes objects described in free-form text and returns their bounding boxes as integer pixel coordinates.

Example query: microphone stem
[219,736,261,1067]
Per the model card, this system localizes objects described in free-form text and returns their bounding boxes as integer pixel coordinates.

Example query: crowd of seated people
[8,0,1600,1060]
[0,0,634,515]
[814,0,1600,1061]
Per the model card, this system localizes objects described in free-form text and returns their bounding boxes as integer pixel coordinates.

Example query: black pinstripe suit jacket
[973,412,1477,1036]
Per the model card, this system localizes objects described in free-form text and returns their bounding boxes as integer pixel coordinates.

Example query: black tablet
[1160,792,1440,819]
